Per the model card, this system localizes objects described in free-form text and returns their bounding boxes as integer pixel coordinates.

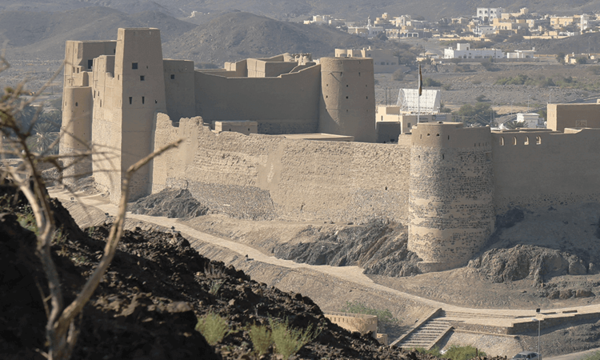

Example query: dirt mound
[469,244,590,284]
[274,219,422,277]
[130,188,209,219]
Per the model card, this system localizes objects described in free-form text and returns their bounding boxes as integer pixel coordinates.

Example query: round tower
[408,122,494,272]
[59,86,93,183]
[318,57,376,142]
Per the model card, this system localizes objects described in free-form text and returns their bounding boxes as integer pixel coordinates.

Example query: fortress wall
[409,123,495,272]
[152,115,411,223]
[194,65,321,134]
[163,60,196,121]
[547,103,600,132]
[492,129,600,213]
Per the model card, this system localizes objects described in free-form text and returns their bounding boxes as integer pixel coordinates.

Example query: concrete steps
[396,318,453,350]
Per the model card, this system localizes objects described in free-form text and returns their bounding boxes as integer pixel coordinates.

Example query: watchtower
[318,58,376,142]
[91,28,167,202]
[408,122,495,272]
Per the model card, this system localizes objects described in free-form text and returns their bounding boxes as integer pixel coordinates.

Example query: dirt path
[51,189,600,318]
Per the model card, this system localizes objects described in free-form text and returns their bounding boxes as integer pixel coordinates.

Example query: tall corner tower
[408,122,495,272]
[318,58,376,142]
[60,86,93,183]
[111,28,167,202]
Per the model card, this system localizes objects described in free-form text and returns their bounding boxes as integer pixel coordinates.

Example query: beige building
[550,16,575,28]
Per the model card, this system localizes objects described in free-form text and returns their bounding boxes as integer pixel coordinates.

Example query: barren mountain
[0,7,197,60]
[0,0,598,22]
[162,11,371,66]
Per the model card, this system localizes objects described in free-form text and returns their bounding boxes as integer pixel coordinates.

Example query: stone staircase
[395,318,453,350]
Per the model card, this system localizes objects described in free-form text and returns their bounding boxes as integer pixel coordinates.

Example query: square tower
[91,28,167,203]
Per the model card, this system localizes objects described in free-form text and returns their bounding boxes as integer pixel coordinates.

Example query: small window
[346,96,349,99]
[129,97,132,105]
[140,76,145,81]
[536,136,542,145]
[171,74,175,80]
[500,137,505,146]
[513,137,517,145]
[75,102,78,107]
[132,63,138,70]
[142,96,145,104]
[87,59,93,69]
[524,136,529,145]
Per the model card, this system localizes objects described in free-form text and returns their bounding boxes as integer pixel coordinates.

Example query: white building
[476,7,504,21]
[304,15,331,25]
[443,43,504,59]
[506,48,536,59]
[581,14,590,32]
[517,113,544,128]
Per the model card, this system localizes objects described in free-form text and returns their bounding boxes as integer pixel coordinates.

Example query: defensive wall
[151,114,411,223]
[491,128,600,213]
[60,27,600,273]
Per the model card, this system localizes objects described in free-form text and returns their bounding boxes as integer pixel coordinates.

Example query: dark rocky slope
[1,184,497,359]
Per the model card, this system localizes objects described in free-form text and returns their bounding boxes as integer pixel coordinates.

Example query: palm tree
[27,122,59,155]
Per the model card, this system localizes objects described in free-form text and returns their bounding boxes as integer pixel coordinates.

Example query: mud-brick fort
[60,28,600,273]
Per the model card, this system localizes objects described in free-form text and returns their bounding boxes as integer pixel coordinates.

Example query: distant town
[305,7,599,64]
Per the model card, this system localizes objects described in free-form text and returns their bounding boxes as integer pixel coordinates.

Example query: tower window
[129,97,132,104]
[140,76,145,81]
[87,60,93,69]
[75,102,78,107]
[171,74,175,79]
[142,96,145,104]
[132,63,138,70]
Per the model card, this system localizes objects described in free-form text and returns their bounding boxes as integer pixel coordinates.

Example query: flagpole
[417,64,422,124]
[417,93,420,124]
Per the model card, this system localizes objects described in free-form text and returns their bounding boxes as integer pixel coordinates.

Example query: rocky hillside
[0,7,197,60]
[0,0,596,22]
[162,11,370,65]
[1,183,465,359]
[0,7,370,65]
